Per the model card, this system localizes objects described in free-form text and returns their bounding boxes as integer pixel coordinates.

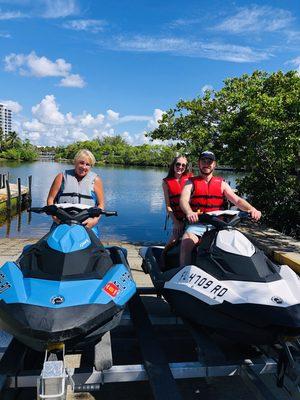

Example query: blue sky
[0,0,299,146]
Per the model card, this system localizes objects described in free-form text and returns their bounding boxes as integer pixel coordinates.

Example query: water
[0,161,241,243]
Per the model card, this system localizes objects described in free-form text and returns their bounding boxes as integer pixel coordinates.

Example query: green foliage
[55,135,178,168]
[1,148,21,160]
[149,70,300,237]
[0,131,39,161]
[19,147,39,161]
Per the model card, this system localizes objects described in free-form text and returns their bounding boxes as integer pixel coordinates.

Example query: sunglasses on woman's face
[175,162,186,168]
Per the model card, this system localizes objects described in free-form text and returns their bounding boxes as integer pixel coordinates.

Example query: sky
[0,0,299,146]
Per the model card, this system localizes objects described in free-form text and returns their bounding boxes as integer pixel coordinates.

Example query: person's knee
[181,233,198,248]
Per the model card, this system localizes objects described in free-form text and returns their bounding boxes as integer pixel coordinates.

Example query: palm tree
[5,131,21,148]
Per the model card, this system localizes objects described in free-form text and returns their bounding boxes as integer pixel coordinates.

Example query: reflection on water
[0,161,242,243]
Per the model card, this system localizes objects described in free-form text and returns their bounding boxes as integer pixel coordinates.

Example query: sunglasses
[175,162,186,168]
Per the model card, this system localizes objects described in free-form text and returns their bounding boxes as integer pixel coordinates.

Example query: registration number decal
[178,270,228,298]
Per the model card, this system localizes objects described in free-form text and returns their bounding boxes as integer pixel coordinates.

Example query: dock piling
[28,175,32,205]
[1,174,5,189]
[17,178,22,212]
[5,179,11,216]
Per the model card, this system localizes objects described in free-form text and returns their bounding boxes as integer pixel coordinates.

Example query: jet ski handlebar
[29,205,118,223]
[197,211,250,229]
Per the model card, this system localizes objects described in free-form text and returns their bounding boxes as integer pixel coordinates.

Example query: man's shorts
[185,223,213,237]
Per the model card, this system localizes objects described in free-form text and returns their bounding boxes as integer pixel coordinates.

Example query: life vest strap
[58,192,94,203]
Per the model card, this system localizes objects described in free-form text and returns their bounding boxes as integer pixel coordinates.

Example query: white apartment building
[0,103,12,135]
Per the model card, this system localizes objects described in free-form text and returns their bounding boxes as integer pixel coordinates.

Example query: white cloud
[32,95,65,125]
[201,84,213,94]
[41,0,79,18]
[59,73,86,88]
[26,131,41,141]
[108,35,270,63]
[0,9,25,20]
[69,129,89,142]
[63,19,107,33]
[119,130,166,146]
[5,51,71,77]
[289,56,300,74]
[147,109,164,129]
[92,127,115,140]
[65,112,76,124]
[23,119,46,132]
[214,6,293,34]
[285,30,300,42]
[0,99,22,113]
[0,32,11,38]
[80,113,105,127]
[107,109,119,121]
[4,51,85,88]
[20,95,166,146]
[4,53,25,71]
[119,115,151,123]
[168,18,202,28]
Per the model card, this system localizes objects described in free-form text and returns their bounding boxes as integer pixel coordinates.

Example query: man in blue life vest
[179,150,261,267]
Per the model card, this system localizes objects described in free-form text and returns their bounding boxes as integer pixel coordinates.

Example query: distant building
[0,104,12,136]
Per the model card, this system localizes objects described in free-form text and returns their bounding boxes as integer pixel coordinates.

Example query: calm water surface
[0,161,241,243]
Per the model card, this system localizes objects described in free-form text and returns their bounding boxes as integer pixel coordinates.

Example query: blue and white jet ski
[140,211,300,345]
[0,204,136,352]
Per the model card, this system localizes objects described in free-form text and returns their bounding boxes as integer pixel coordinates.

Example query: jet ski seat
[18,233,113,281]
[194,229,280,282]
[159,230,217,272]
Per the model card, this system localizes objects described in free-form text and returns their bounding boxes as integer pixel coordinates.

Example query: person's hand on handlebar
[51,215,60,224]
[82,216,100,229]
[186,211,199,224]
[248,207,261,221]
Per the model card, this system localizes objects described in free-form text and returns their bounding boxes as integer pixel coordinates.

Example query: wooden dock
[0,179,31,222]
[240,224,300,274]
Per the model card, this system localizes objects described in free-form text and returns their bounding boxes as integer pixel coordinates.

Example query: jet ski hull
[163,287,300,344]
[141,231,300,345]
[0,301,123,352]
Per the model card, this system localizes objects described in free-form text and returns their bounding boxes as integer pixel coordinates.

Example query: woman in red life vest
[162,156,193,247]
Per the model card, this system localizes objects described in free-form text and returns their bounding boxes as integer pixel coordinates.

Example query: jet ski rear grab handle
[29,205,118,224]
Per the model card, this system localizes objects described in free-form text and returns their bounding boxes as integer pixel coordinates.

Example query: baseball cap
[199,151,216,161]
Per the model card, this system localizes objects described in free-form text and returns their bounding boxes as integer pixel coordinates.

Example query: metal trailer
[0,290,300,400]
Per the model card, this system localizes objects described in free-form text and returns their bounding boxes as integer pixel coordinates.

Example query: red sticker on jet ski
[103,282,119,297]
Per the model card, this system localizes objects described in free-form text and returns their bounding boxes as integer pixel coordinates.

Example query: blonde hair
[74,149,96,167]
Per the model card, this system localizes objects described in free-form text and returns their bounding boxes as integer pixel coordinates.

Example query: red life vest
[164,173,193,220]
[190,176,224,213]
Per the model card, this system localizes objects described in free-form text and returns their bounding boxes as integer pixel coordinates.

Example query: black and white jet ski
[140,211,300,345]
